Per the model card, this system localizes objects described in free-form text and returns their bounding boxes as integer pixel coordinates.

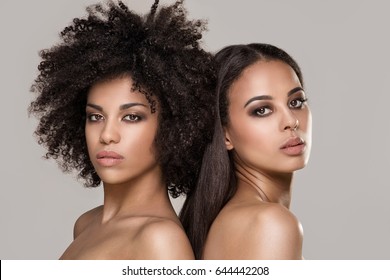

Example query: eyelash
[252,106,272,117]
[122,114,142,122]
[86,113,143,123]
[87,113,104,122]
[289,98,308,109]
[251,98,308,117]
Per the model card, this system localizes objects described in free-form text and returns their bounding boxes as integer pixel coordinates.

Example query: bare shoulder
[73,206,102,239]
[205,202,303,259]
[241,203,303,259]
[252,203,302,238]
[134,218,194,260]
[250,203,302,231]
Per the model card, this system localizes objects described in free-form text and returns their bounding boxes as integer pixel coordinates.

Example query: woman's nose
[282,109,299,131]
[284,119,299,131]
[99,120,120,144]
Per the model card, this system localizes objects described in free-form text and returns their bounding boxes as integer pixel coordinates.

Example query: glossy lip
[280,137,306,156]
[96,150,124,167]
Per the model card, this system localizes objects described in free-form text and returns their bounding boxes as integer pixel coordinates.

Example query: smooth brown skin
[203,60,312,259]
[60,77,194,259]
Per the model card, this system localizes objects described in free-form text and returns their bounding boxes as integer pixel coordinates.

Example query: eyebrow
[243,87,305,108]
[119,103,147,110]
[86,103,147,111]
[287,87,304,97]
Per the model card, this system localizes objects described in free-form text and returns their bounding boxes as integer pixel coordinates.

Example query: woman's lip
[96,151,124,167]
[96,150,124,159]
[280,142,306,156]
[280,137,306,156]
[280,137,304,149]
[96,157,124,167]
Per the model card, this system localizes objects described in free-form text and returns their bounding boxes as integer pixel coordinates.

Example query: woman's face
[224,60,312,174]
[85,76,159,185]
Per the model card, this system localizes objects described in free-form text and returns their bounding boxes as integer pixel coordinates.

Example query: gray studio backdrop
[1,0,389,259]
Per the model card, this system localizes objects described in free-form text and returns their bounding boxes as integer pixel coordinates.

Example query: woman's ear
[224,128,234,150]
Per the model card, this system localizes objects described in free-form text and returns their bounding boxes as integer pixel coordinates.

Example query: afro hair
[29,0,216,198]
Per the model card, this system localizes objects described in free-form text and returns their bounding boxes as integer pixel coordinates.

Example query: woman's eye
[87,114,104,122]
[123,114,141,122]
[253,107,272,117]
[289,98,307,109]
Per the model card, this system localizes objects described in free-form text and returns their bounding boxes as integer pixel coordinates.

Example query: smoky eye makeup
[289,98,308,109]
[85,104,103,120]
[287,86,307,102]
[288,92,308,109]
[86,112,104,122]
[121,111,146,122]
[288,88,306,98]
[247,102,274,117]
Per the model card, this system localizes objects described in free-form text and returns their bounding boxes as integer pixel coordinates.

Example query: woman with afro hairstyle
[181,43,312,259]
[29,0,215,259]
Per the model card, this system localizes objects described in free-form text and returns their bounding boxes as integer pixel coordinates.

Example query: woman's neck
[233,155,293,209]
[100,167,172,223]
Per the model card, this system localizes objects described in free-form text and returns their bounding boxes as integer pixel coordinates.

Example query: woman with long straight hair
[181,43,312,259]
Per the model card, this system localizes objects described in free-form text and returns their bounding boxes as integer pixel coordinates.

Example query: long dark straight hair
[180,43,304,259]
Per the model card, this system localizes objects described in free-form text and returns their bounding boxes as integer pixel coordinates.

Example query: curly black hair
[29,0,216,198]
